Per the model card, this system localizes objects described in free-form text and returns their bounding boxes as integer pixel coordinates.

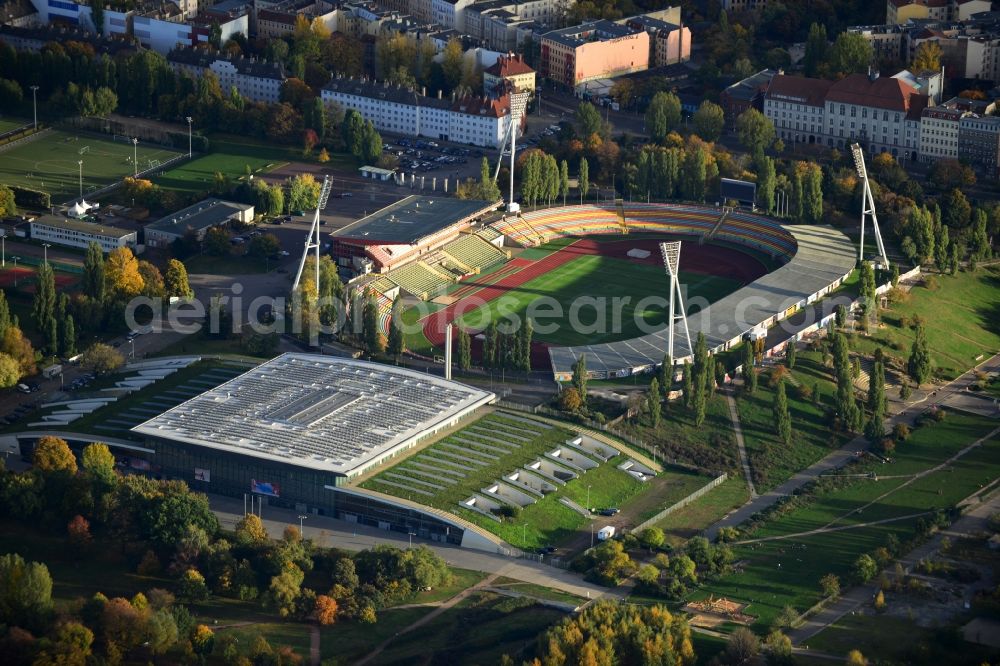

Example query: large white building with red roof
[764,69,928,160]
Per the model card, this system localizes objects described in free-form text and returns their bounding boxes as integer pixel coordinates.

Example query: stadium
[380,202,857,379]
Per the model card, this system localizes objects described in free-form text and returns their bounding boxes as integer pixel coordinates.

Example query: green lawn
[490,577,587,606]
[0,130,180,202]
[455,253,741,346]
[654,476,750,547]
[319,607,427,661]
[369,592,567,665]
[150,334,274,361]
[360,412,658,549]
[692,412,1000,630]
[736,350,851,491]
[851,267,1000,380]
[0,117,28,133]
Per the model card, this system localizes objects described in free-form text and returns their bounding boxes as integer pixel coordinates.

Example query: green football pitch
[0,117,28,134]
[456,253,742,346]
[0,130,180,202]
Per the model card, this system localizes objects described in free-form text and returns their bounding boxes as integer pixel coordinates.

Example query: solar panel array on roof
[132,354,495,476]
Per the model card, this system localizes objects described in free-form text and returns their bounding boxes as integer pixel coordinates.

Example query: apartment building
[483,52,536,96]
[540,20,649,86]
[720,0,768,10]
[763,74,833,145]
[623,14,691,66]
[721,69,780,129]
[919,105,968,160]
[321,77,511,147]
[167,47,286,103]
[886,0,991,24]
[959,113,1000,173]
[255,0,337,38]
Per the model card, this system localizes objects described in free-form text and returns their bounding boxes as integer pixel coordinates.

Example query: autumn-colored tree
[235,512,269,545]
[846,649,868,666]
[314,594,338,625]
[67,515,92,549]
[179,568,210,601]
[559,387,582,412]
[81,442,116,485]
[317,147,330,163]
[191,624,215,655]
[820,573,841,599]
[33,621,94,666]
[104,247,144,298]
[163,259,193,299]
[33,436,78,475]
[0,352,19,388]
[0,326,36,377]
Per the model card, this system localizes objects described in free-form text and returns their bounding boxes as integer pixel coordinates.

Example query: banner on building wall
[251,479,280,497]
[194,468,211,483]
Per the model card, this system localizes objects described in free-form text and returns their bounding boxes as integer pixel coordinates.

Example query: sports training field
[153,136,289,194]
[0,130,180,202]
[413,235,765,354]
[0,117,27,134]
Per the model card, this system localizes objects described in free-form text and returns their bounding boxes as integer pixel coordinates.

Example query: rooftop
[146,198,251,235]
[765,74,834,107]
[484,53,535,78]
[542,19,634,48]
[332,195,498,245]
[724,69,780,103]
[167,46,286,80]
[30,215,135,238]
[132,353,495,476]
[826,73,920,113]
[323,76,512,117]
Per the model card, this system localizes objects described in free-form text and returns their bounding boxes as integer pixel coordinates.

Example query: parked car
[599,508,620,516]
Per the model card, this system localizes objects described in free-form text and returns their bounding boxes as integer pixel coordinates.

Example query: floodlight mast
[492,91,530,212]
[850,143,889,269]
[659,241,692,364]
[292,175,333,294]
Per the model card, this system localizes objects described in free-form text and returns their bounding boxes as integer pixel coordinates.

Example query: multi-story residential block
[886,0,991,24]
[764,69,928,160]
[321,77,511,147]
[720,68,780,129]
[540,20,649,86]
[483,52,535,96]
[0,0,39,27]
[255,0,336,38]
[721,0,768,10]
[30,216,137,252]
[432,0,475,31]
[959,113,1000,173]
[919,105,968,160]
[848,24,909,62]
[623,14,691,67]
[167,47,286,103]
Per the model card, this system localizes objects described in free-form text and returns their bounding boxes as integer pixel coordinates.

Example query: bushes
[10,185,50,210]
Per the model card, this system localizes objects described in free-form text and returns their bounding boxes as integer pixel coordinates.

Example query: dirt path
[310,625,320,666]
[352,570,506,666]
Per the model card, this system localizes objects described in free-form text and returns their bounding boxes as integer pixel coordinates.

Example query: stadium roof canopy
[331,195,497,245]
[548,225,857,377]
[132,353,495,477]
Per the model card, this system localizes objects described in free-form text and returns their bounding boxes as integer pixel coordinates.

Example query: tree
[854,553,878,583]
[138,260,164,298]
[742,342,756,394]
[578,157,590,203]
[317,147,330,163]
[911,41,942,72]
[457,328,471,371]
[559,159,569,205]
[736,108,775,154]
[235,513,269,545]
[646,91,681,143]
[266,565,304,617]
[773,380,791,445]
[82,241,106,302]
[314,595,338,625]
[80,343,124,375]
[0,553,53,632]
[907,322,932,386]
[820,573,840,599]
[803,23,829,77]
[1,325,36,377]
[179,568,210,601]
[575,102,604,139]
[638,527,665,550]
[0,352,18,388]
[34,435,77,475]
[163,259,193,299]
[692,332,709,426]
[479,157,501,201]
[81,442,116,485]
[386,295,404,362]
[786,341,796,370]
[846,649,868,666]
[67,514,92,549]
[572,355,588,403]
[104,247,144,297]
[60,315,76,359]
[32,262,57,354]
[362,292,383,355]
[647,377,662,427]
[865,360,886,442]
[764,630,793,664]
[693,100,725,142]
[682,361,693,408]
[191,624,215,655]
[830,32,874,76]
[559,387,582,412]
[726,627,761,665]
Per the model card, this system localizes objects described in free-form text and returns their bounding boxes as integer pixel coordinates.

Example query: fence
[62,152,190,206]
[631,473,729,534]
[8,252,83,275]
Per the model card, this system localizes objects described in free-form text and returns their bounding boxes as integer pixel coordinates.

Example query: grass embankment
[691,412,1000,630]
[654,476,750,547]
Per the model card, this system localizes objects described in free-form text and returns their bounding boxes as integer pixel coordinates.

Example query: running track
[419,238,768,368]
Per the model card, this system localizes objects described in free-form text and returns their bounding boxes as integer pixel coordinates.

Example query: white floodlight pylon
[292,175,333,293]
[659,241,692,363]
[850,143,889,269]
[492,91,531,212]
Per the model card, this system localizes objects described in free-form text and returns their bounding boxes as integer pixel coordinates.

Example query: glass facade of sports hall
[134,437,465,546]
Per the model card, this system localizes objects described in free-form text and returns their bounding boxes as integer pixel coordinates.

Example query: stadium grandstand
[330,196,500,275]
[488,203,856,380]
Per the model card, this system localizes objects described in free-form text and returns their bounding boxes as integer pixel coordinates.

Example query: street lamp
[78,160,83,200]
[521,522,528,545]
[11,256,19,286]
[298,514,307,534]
[590,523,595,548]
[408,531,416,548]
[29,85,38,130]
[186,117,193,158]
[1,233,4,267]
[586,484,591,511]
[132,138,138,176]
[129,338,135,360]
[42,243,50,264]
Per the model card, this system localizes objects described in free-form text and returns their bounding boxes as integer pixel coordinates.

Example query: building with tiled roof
[887,0,990,24]
[167,47,286,104]
[483,52,535,96]
[721,69,780,129]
